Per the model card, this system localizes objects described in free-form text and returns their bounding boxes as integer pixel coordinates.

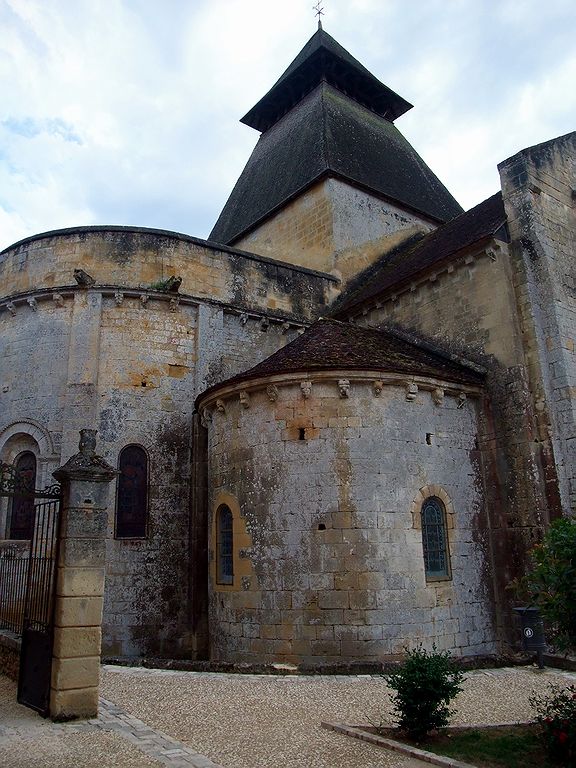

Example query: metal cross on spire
[313,2,324,29]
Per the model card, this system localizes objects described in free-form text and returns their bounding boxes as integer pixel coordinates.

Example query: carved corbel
[406,382,418,401]
[260,317,269,331]
[140,293,149,307]
[266,384,279,402]
[6,302,16,316]
[200,409,212,429]
[52,293,64,307]
[215,399,226,414]
[27,297,38,312]
[372,380,383,397]
[239,391,250,409]
[300,380,312,399]
[169,297,179,312]
[338,379,350,398]
[240,313,248,325]
[114,291,124,307]
[432,387,444,406]
[457,393,467,409]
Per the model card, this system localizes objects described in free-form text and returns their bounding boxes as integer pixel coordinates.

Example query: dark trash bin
[513,606,546,668]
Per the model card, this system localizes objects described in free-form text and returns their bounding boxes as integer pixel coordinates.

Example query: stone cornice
[0,285,309,329]
[197,369,483,417]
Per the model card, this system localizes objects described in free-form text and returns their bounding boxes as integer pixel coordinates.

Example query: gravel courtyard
[0,664,574,767]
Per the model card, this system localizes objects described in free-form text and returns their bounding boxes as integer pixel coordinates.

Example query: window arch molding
[411,485,454,582]
[0,430,43,540]
[210,491,247,592]
[8,450,37,540]
[115,444,149,539]
[216,504,234,585]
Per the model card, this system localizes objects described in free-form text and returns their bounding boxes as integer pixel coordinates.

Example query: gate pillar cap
[53,429,117,483]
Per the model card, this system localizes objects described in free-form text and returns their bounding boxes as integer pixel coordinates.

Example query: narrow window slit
[298,427,306,441]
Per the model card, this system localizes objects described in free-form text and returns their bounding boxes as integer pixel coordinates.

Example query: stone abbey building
[1,28,575,663]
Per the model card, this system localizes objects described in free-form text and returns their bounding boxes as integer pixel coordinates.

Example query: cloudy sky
[1,0,575,252]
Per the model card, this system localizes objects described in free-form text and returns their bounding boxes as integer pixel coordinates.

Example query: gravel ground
[100,664,576,768]
[1,665,574,768]
[0,730,164,768]
[0,674,163,768]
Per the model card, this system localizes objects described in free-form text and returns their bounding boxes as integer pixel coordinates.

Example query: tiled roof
[332,192,507,317]
[209,84,463,245]
[197,318,485,403]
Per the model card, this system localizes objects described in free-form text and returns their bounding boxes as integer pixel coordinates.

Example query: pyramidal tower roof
[241,27,413,132]
[209,29,462,245]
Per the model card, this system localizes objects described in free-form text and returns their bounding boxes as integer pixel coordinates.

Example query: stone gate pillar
[50,429,116,720]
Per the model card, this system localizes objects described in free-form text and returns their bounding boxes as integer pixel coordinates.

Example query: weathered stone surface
[204,377,496,663]
[51,656,100,690]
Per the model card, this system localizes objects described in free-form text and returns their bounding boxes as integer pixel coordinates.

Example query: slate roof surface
[209,84,463,245]
[198,319,485,404]
[332,192,508,317]
[242,27,412,132]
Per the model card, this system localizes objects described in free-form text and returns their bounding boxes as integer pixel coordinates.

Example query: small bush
[386,645,464,741]
[530,685,576,766]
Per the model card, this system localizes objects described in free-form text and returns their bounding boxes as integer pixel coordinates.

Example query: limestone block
[50,687,99,720]
[58,538,106,568]
[56,567,106,598]
[53,627,102,659]
[51,656,100,691]
[59,507,108,539]
[54,596,104,629]
[318,590,349,609]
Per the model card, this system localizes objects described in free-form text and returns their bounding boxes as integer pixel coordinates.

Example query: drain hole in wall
[141,381,147,387]
[317,523,326,531]
[298,427,306,441]
[426,433,433,445]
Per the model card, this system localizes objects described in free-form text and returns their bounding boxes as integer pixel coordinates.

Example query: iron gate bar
[0,460,62,716]
[17,496,62,716]
[0,542,31,633]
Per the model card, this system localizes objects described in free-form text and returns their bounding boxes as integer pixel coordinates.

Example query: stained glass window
[116,445,148,538]
[421,496,450,580]
[9,452,37,540]
[217,505,233,585]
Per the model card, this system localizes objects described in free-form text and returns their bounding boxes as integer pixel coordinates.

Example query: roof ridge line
[372,321,487,375]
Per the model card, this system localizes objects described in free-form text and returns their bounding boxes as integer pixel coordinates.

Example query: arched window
[421,496,450,580]
[216,504,234,585]
[9,451,37,540]
[116,445,148,538]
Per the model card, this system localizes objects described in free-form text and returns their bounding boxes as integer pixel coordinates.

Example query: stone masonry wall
[0,228,318,658]
[235,178,434,283]
[0,228,336,320]
[353,244,549,641]
[499,133,576,517]
[204,375,497,663]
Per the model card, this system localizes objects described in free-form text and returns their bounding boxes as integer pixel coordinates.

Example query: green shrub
[516,517,576,651]
[530,684,576,766]
[386,645,464,741]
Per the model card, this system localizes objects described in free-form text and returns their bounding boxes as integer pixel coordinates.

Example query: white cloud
[0,0,575,251]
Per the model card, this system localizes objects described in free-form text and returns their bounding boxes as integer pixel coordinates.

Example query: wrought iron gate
[0,461,61,716]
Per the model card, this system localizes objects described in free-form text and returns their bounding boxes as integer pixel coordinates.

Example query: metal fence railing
[0,540,31,635]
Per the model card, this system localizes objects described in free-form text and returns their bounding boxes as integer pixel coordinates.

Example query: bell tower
[209,28,462,282]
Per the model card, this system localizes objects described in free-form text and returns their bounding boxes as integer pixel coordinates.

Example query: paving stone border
[0,693,224,768]
[322,722,477,768]
[64,698,225,768]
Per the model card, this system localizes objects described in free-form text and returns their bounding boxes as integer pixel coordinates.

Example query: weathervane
[313,2,324,29]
